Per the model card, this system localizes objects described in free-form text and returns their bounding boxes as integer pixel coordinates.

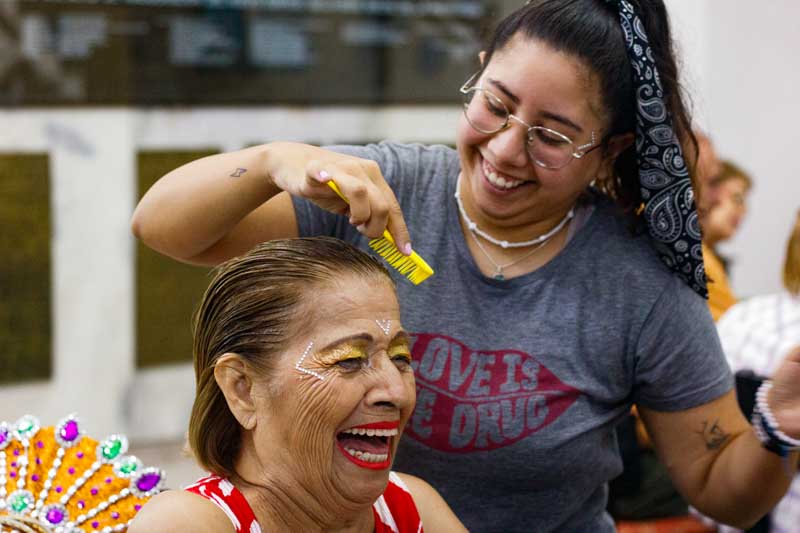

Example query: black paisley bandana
[606,0,708,298]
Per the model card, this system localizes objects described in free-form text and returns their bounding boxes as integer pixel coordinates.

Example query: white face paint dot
[294,341,324,381]
[375,319,391,336]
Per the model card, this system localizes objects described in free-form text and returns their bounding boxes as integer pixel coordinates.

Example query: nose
[487,117,530,169]
[364,356,415,411]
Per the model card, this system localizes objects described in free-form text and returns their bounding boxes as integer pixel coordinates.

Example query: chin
[333,459,393,506]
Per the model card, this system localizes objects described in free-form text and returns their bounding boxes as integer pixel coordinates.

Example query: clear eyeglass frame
[459,71,602,170]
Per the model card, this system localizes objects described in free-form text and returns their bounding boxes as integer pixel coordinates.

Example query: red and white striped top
[185,472,423,533]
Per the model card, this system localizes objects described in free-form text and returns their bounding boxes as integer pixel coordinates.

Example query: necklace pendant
[493,269,505,281]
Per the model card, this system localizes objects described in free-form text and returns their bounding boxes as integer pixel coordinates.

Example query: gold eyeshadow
[315,344,369,366]
[388,340,412,362]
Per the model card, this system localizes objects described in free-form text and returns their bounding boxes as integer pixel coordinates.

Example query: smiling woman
[128,237,465,533]
[131,0,800,531]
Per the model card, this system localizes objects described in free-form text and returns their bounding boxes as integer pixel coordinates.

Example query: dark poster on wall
[1,0,495,106]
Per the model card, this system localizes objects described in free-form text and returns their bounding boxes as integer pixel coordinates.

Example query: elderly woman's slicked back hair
[188,237,394,477]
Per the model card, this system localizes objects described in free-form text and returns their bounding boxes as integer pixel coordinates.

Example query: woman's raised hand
[132,142,414,265]
[768,346,800,439]
[265,142,413,254]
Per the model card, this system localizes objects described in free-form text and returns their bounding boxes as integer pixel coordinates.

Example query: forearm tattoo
[697,418,730,450]
[230,168,247,177]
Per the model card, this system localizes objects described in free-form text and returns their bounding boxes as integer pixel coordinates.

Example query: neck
[239,481,374,533]
[703,234,721,249]
[233,444,375,532]
[455,175,576,247]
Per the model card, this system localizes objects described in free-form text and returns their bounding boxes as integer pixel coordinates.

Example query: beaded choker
[454,178,574,249]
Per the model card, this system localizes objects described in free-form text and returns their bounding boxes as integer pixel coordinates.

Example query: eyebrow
[317,330,409,353]
[318,333,373,353]
[390,331,411,346]
[539,111,583,134]
[487,78,584,134]
[487,78,520,106]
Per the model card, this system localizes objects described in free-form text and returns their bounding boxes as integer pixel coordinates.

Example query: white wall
[705,1,800,297]
[667,0,800,297]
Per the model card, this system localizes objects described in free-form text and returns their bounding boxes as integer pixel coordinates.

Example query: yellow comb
[326,180,434,284]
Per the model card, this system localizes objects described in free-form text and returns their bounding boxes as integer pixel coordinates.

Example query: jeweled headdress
[0,414,165,532]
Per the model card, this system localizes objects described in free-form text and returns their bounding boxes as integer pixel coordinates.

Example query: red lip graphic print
[407,333,580,452]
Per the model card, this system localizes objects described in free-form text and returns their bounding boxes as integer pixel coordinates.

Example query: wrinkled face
[703,177,749,243]
[251,275,415,508]
[456,34,610,227]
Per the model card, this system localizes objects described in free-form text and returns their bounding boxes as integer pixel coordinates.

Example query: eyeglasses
[459,71,602,170]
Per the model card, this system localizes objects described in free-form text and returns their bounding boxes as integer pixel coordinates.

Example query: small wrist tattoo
[230,168,247,177]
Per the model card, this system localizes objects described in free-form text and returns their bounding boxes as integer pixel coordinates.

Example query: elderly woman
[130,237,466,532]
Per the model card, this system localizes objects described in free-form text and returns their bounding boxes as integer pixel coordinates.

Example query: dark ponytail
[482,0,697,213]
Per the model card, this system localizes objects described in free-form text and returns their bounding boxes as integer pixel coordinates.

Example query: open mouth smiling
[335,421,399,470]
[482,158,529,191]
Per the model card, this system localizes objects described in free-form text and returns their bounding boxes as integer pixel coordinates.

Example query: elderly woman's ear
[214,354,258,430]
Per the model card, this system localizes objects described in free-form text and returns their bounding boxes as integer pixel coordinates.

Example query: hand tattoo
[230,168,247,177]
[697,418,730,450]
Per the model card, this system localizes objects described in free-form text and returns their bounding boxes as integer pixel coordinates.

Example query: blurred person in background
[130,237,466,533]
[702,161,753,320]
[712,209,800,532]
[694,130,724,220]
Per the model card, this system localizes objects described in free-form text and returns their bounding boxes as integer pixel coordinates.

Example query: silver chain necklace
[468,229,550,280]
[454,178,573,280]
[454,178,574,249]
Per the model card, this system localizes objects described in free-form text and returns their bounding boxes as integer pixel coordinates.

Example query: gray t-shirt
[292,142,733,533]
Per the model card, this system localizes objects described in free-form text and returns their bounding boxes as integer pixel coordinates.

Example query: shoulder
[369,141,457,163]
[128,489,234,533]
[719,293,785,330]
[327,141,456,164]
[702,244,724,269]
[327,142,458,177]
[717,292,784,349]
[393,472,468,533]
[571,196,679,293]
[579,196,657,263]
[732,292,784,314]
[329,142,458,206]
